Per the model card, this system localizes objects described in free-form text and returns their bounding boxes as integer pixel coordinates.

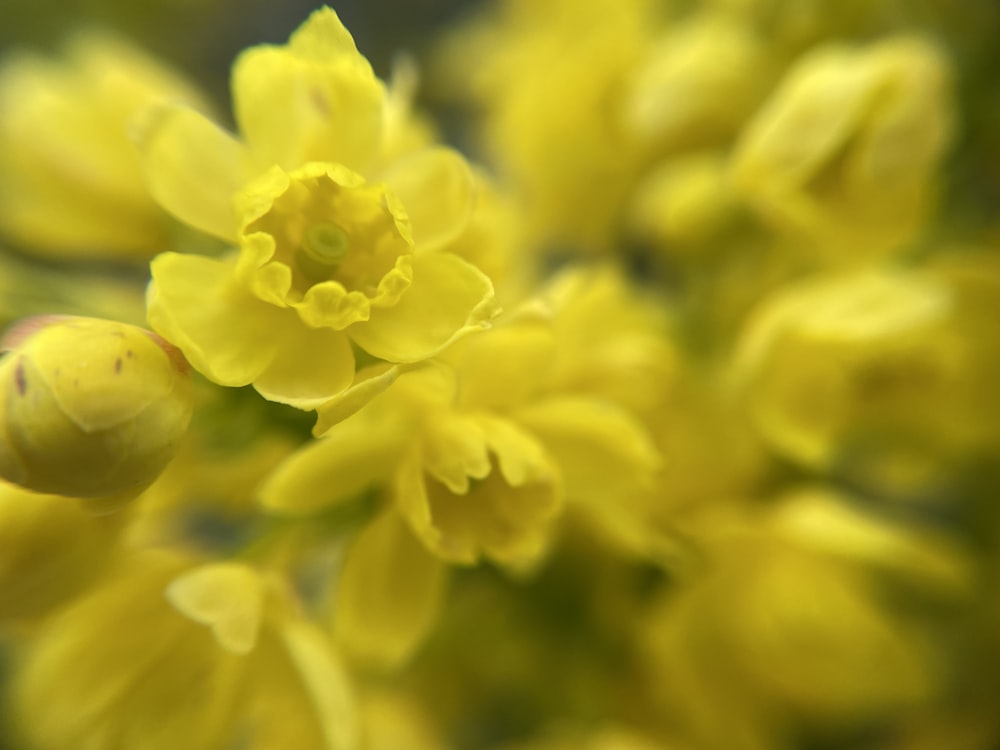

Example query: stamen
[297,221,351,281]
[302,221,350,265]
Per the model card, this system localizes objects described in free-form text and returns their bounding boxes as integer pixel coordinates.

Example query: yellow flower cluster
[0,2,998,749]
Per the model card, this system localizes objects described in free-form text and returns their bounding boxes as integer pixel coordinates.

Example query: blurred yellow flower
[258,268,663,665]
[643,486,970,750]
[11,552,358,750]
[732,265,1000,491]
[622,13,770,152]
[0,31,209,259]
[731,35,955,261]
[628,151,742,253]
[431,0,658,253]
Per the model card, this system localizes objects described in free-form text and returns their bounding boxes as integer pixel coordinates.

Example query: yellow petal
[259,410,406,515]
[732,46,874,193]
[147,253,285,387]
[394,424,562,567]
[381,147,476,250]
[232,7,384,173]
[515,397,661,507]
[277,615,359,750]
[349,252,499,363]
[476,413,555,488]
[440,315,555,411]
[295,281,372,330]
[14,552,247,750]
[252,325,355,409]
[334,509,447,667]
[165,562,264,655]
[248,260,295,309]
[312,363,405,437]
[136,103,244,242]
[771,487,971,594]
[420,411,491,494]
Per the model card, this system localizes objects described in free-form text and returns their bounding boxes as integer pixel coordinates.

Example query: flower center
[297,221,351,281]
[240,164,414,304]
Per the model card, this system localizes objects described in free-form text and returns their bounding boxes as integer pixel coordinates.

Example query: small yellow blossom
[265,270,663,564]
[268,356,565,570]
[732,266,1000,491]
[628,151,742,253]
[0,32,209,259]
[12,552,358,750]
[643,487,969,750]
[142,8,499,409]
[731,35,954,260]
[622,13,770,152]
[11,552,248,750]
[0,316,193,508]
[431,0,658,253]
[259,269,662,665]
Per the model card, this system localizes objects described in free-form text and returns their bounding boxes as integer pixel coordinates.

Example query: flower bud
[0,316,193,505]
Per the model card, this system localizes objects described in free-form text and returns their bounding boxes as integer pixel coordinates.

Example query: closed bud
[0,316,193,506]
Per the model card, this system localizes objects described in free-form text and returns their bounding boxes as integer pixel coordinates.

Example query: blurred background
[0,0,482,97]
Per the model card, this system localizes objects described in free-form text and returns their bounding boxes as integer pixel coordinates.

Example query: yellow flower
[167,561,359,750]
[11,552,358,750]
[265,271,664,564]
[142,8,498,409]
[628,151,742,253]
[0,31,209,259]
[430,0,658,253]
[732,265,1000,492]
[12,553,245,750]
[0,316,193,510]
[731,35,955,261]
[259,270,662,666]
[270,356,566,569]
[642,487,970,750]
[621,13,770,152]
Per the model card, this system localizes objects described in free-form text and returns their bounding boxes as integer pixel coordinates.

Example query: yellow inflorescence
[0,3,998,750]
